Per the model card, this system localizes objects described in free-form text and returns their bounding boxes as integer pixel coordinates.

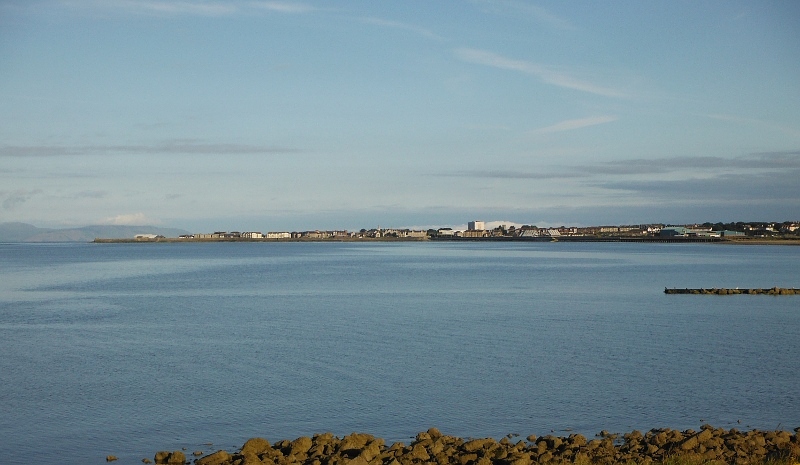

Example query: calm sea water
[1,241,798,464]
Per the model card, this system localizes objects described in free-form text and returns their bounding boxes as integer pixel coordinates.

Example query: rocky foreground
[149,426,800,465]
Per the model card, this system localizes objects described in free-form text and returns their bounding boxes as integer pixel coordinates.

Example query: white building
[468,220,485,231]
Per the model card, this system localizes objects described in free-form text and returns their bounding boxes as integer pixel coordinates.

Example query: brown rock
[456,453,478,465]
[408,443,430,461]
[196,450,231,465]
[358,440,383,462]
[697,428,713,443]
[462,439,494,453]
[242,438,271,457]
[290,436,313,457]
[681,435,699,451]
[106,455,118,462]
[508,453,532,465]
[154,451,186,465]
[339,433,374,455]
[168,451,186,464]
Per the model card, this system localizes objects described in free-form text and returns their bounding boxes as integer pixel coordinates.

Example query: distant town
[114,220,800,243]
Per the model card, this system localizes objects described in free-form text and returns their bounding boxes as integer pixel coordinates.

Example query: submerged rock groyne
[153,426,800,465]
[664,287,799,295]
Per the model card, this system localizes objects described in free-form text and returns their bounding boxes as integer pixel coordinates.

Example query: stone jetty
[152,426,800,465]
[664,287,799,295]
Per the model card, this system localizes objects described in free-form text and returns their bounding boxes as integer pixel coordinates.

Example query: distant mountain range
[0,222,190,242]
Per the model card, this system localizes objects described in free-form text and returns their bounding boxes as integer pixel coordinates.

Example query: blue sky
[1,0,799,232]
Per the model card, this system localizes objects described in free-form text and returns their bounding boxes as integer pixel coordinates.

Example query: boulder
[196,450,231,465]
[154,451,186,465]
[408,443,430,461]
[290,436,313,456]
[462,438,494,453]
[339,433,374,455]
[241,437,271,456]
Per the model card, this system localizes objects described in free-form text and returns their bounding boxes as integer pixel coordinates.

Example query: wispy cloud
[58,0,316,16]
[3,189,43,210]
[469,0,574,30]
[76,190,109,199]
[249,1,317,14]
[534,116,618,134]
[437,169,583,180]
[358,17,444,40]
[597,169,800,202]
[0,141,299,157]
[455,48,626,98]
[707,113,800,137]
[59,0,238,16]
[436,151,800,180]
[101,212,159,225]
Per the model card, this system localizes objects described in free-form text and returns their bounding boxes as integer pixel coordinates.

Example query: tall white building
[468,220,485,231]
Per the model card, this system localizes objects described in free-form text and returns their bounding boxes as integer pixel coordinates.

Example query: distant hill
[0,222,191,242]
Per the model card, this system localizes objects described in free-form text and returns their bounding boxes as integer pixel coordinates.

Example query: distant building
[462,229,487,238]
[660,227,688,237]
[468,220,485,231]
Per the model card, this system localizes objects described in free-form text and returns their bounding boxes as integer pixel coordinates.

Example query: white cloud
[58,0,316,16]
[470,0,574,30]
[359,17,444,40]
[0,141,298,157]
[59,0,238,16]
[102,212,159,225]
[534,115,618,134]
[455,48,627,98]
[250,1,316,14]
[707,113,800,138]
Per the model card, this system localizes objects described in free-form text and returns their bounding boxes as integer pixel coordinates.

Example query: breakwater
[149,427,800,465]
[664,287,799,295]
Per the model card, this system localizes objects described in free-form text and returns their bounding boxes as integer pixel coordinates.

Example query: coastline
[146,427,800,465]
[91,236,800,245]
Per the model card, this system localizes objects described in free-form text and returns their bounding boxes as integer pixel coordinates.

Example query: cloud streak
[0,141,299,157]
[707,114,800,138]
[101,212,159,225]
[436,151,800,180]
[249,1,317,14]
[58,0,316,16]
[534,116,618,134]
[469,0,574,30]
[358,17,444,40]
[3,189,43,210]
[455,48,627,98]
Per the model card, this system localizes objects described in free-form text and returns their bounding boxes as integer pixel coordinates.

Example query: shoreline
[91,236,800,245]
[146,427,800,465]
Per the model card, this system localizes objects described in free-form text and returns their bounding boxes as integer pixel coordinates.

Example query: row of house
[180,229,428,240]
[453,220,800,238]
[445,222,656,238]
[174,221,800,241]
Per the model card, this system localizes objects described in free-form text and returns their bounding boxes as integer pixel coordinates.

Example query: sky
[1,0,799,232]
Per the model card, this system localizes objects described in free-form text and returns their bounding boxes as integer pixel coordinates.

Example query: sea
[1,241,798,464]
